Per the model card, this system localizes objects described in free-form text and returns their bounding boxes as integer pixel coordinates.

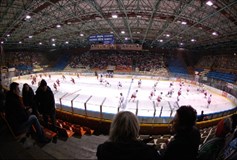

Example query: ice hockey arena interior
[0,0,237,159]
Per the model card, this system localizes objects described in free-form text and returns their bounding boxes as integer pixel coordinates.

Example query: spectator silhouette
[198,117,232,160]
[96,111,161,160]
[0,84,5,113]
[22,83,38,117]
[5,82,49,143]
[161,105,201,160]
[35,79,57,138]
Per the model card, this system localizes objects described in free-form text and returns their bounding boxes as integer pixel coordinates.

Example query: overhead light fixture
[112,14,118,19]
[39,42,42,45]
[7,34,10,37]
[19,41,22,44]
[52,43,56,46]
[121,31,125,34]
[191,39,195,42]
[159,39,163,42]
[80,33,84,36]
[26,15,31,19]
[65,41,69,44]
[180,43,184,45]
[52,38,55,41]
[56,24,61,28]
[125,37,128,40]
[212,32,218,36]
[181,21,187,25]
[166,34,170,37]
[137,15,142,18]
[206,1,213,6]
[1,41,4,44]
[29,35,33,38]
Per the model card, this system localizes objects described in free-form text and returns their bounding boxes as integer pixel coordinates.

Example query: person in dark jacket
[96,111,161,160]
[5,82,49,143]
[161,105,201,160]
[22,83,38,116]
[35,79,57,133]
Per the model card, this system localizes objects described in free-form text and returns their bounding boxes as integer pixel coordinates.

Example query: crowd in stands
[68,51,168,73]
[196,54,237,73]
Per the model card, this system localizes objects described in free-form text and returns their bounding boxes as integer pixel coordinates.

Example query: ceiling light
[29,35,33,38]
[121,31,125,34]
[39,42,42,45]
[206,1,213,6]
[19,41,22,44]
[137,15,142,18]
[80,33,84,36]
[7,34,10,37]
[112,14,118,18]
[56,24,61,28]
[125,37,128,40]
[181,21,187,25]
[234,53,236,56]
[26,15,31,19]
[159,39,163,42]
[52,43,56,46]
[212,32,218,36]
[166,34,170,37]
[191,39,195,42]
[180,43,184,45]
[65,41,69,44]
[110,31,113,34]
[52,38,55,41]
[1,41,4,44]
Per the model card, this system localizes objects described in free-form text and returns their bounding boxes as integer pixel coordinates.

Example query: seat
[0,112,26,140]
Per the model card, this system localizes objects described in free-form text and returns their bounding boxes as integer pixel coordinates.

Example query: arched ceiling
[0,0,237,52]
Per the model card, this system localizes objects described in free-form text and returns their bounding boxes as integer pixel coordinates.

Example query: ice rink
[15,74,236,119]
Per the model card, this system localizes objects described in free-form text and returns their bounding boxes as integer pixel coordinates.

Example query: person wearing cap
[35,79,57,136]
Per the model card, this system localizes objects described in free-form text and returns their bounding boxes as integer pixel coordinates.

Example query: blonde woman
[96,111,161,160]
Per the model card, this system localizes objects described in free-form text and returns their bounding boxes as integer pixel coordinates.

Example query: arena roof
[0,0,236,52]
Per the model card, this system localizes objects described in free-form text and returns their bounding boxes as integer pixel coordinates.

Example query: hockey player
[129,90,138,102]
[186,85,190,95]
[56,79,60,86]
[166,87,174,98]
[149,89,156,100]
[118,81,122,89]
[169,81,174,88]
[119,93,124,109]
[207,94,212,108]
[204,90,208,98]
[105,80,111,87]
[177,88,182,102]
[156,92,163,107]
[138,79,142,88]
[71,77,75,84]
[53,83,57,91]
[76,73,80,79]
[62,74,66,80]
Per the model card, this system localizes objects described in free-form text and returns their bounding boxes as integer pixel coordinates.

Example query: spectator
[96,111,161,160]
[22,83,38,116]
[35,79,57,138]
[0,84,5,113]
[5,82,49,143]
[161,105,201,160]
[197,117,232,160]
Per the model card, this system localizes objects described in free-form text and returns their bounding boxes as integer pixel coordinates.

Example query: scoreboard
[89,34,114,44]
